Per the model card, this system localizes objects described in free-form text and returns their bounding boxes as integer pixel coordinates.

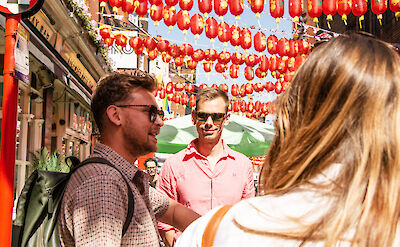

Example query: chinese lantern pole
[0,14,21,246]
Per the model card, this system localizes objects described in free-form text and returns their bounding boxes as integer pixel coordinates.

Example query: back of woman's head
[261,33,400,246]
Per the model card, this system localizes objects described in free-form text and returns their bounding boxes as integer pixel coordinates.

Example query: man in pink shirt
[156,87,255,246]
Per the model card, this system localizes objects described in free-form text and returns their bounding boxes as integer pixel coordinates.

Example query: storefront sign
[108,31,138,69]
[29,10,58,48]
[15,26,29,84]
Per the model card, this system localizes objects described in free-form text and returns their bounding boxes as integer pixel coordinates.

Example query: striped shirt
[58,143,169,246]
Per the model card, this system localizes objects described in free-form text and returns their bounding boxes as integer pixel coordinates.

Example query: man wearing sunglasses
[58,72,200,247]
[156,87,255,246]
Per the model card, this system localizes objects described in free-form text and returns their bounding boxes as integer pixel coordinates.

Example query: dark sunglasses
[115,104,164,122]
[195,112,226,123]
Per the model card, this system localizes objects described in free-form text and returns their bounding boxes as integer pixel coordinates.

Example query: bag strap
[73,157,134,236]
[201,205,232,247]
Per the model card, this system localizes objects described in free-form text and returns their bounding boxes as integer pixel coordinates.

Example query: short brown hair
[91,71,157,132]
[195,87,229,112]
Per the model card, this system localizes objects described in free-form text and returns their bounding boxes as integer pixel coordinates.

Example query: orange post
[0,14,20,246]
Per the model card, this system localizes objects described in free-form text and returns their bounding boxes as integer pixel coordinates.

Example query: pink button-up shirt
[156,139,255,232]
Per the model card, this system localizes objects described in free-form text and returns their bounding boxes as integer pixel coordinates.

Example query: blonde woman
[176,33,400,246]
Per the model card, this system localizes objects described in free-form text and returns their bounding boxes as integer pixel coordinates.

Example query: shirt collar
[92,142,141,182]
[184,138,236,160]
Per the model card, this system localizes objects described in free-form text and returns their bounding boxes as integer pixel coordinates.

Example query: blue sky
[148,0,293,106]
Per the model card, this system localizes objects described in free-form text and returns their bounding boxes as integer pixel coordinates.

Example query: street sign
[0,0,43,18]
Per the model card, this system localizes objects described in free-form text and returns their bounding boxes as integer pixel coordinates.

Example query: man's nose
[204,116,214,125]
[155,114,164,126]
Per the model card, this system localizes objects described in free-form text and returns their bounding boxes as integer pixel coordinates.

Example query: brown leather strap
[201,205,233,247]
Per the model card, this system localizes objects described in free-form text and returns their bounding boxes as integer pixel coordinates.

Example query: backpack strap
[201,205,232,247]
[71,157,134,236]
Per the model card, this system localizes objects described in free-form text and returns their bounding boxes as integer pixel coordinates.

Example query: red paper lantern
[289,0,303,22]
[174,91,181,104]
[99,26,112,40]
[165,0,178,6]
[254,100,262,112]
[267,35,278,55]
[259,55,269,72]
[219,83,229,92]
[231,52,245,65]
[264,81,275,92]
[163,6,177,30]
[186,83,195,93]
[307,0,323,25]
[284,71,295,82]
[390,0,400,20]
[135,0,148,17]
[269,55,278,72]
[190,14,204,39]
[157,39,169,52]
[245,54,260,67]
[277,56,288,74]
[251,0,265,18]
[189,94,196,108]
[149,0,162,5]
[233,101,240,112]
[174,56,185,68]
[169,44,181,57]
[230,64,240,79]
[177,10,191,34]
[129,36,143,50]
[148,49,158,60]
[352,0,367,27]
[167,93,174,101]
[239,84,247,97]
[240,101,247,112]
[205,17,218,42]
[277,37,289,57]
[244,66,255,81]
[144,36,157,51]
[215,63,228,73]
[181,92,189,105]
[150,3,164,25]
[218,22,231,45]
[199,84,209,89]
[287,57,296,72]
[214,0,229,19]
[255,67,267,78]
[338,0,352,24]
[205,49,218,61]
[157,82,164,91]
[159,88,166,99]
[254,32,267,53]
[199,0,213,17]
[240,28,252,52]
[218,51,231,64]
[253,82,264,92]
[166,82,174,93]
[275,81,283,94]
[288,39,299,57]
[295,55,305,69]
[323,0,337,27]
[180,0,194,10]
[211,84,219,88]
[192,49,205,62]
[114,33,128,48]
[270,0,285,23]
[162,52,172,63]
[298,39,311,54]
[104,34,115,47]
[187,58,198,70]
[229,0,244,18]
[231,84,239,96]
[110,0,123,13]
[371,0,387,24]
[230,25,241,49]
[203,61,213,72]
[181,43,194,56]
[247,102,254,113]
[245,82,254,94]
[175,82,185,92]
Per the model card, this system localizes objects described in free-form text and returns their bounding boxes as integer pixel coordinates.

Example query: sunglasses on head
[115,104,164,122]
[195,112,226,123]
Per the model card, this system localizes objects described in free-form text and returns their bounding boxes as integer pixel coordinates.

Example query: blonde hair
[258,34,400,246]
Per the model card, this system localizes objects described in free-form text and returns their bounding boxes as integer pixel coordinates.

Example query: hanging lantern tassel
[326,14,332,29]
[293,16,299,23]
[235,46,239,50]
[154,21,159,26]
[258,18,262,28]
[377,14,383,26]
[396,12,400,21]
[359,15,364,29]
[169,26,173,31]
[275,18,280,29]
[342,14,348,25]
[313,17,319,28]
[204,13,209,18]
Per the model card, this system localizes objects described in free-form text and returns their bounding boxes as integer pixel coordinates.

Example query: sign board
[0,0,44,18]
[108,31,138,69]
[15,25,29,84]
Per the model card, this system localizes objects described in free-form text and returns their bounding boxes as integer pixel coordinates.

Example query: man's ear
[223,112,230,126]
[105,105,122,127]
